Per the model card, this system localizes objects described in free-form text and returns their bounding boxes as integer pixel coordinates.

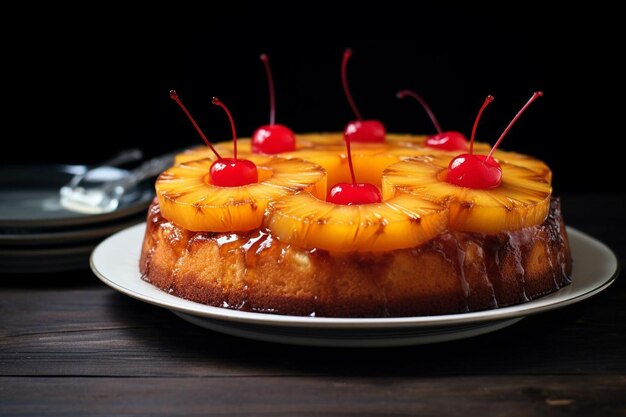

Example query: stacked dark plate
[0,164,154,273]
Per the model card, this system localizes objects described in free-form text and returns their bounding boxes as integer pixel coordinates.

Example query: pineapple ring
[176,134,508,185]
[167,134,553,240]
[283,148,408,190]
[156,157,326,232]
[176,139,275,165]
[491,149,552,181]
[176,137,421,190]
[265,192,448,252]
[382,154,552,234]
[175,134,343,165]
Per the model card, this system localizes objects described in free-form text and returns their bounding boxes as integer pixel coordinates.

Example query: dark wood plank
[1,375,624,417]
[0,193,624,416]
[1,284,625,377]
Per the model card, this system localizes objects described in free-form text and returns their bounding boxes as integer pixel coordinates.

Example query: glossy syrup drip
[508,231,530,303]
[544,204,561,291]
[214,228,282,313]
[215,233,240,246]
[140,245,155,283]
[548,199,573,288]
[471,239,499,309]
[486,234,525,306]
[544,234,558,291]
[431,234,471,313]
[141,202,170,283]
[140,200,162,282]
[241,230,274,271]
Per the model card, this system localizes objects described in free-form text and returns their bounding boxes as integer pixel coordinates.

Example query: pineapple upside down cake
[140,53,571,317]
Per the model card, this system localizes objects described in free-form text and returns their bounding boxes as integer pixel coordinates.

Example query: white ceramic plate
[91,224,619,347]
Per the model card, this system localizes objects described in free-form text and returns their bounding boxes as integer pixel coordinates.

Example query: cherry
[251,54,296,154]
[327,183,382,205]
[396,90,468,151]
[169,90,258,187]
[424,132,468,152]
[446,154,502,189]
[210,97,258,186]
[447,91,543,189]
[327,121,382,205]
[342,49,386,143]
[344,120,386,144]
[209,158,258,187]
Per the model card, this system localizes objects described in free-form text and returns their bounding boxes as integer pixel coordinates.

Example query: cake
[140,132,572,317]
[144,63,571,318]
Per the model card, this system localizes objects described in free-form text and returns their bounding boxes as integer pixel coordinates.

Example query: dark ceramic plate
[0,165,153,229]
[0,215,144,247]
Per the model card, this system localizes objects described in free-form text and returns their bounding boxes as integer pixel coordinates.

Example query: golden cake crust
[140,198,571,317]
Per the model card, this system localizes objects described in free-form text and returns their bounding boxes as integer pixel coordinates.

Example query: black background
[3,4,621,193]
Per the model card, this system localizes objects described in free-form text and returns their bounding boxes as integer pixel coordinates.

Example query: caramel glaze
[140,198,571,317]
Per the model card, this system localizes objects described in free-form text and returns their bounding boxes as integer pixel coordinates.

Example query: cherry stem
[487,91,544,160]
[212,97,238,160]
[170,90,221,159]
[260,54,276,125]
[396,90,442,134]
[469,95,495,155]
[342,49,362,121]
[345,134,357,186]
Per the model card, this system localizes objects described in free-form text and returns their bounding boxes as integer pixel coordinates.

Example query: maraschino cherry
[252,54,297,154]
[327,128,382,205]
[447,91,543,189]
[210,97,258,186]
[342,49,386,143]
[170,90,257,187]
[396,90,467,151]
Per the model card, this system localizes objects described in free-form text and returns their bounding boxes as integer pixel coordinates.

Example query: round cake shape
[141,198,571,317]
[142,132,572,317]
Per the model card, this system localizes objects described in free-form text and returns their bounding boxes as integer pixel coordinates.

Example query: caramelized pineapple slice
[387,133,493,155]
[175,133,344,164]
[175,139,275,165]
[382,154,551,234]
[174,135,329,165]
[177,137,404,191]
[265,192,448,252]
[491,149,552,181]
[295,132,344,147]
[282,147,400,190]
[156,157,326,232]
[175,133,437,169]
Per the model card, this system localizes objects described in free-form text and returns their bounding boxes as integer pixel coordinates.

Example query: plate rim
[170,311,525,347]
[0,244,95,257]
[90,223,619,329]
[0,163,153,228]
[0,216,145,246]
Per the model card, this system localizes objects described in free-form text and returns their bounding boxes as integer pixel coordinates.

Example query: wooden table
[1,194,624,416]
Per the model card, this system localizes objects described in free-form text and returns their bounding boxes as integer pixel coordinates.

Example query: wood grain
[0,285,624,378]
[0,193,624,416]
[1,376,625,417]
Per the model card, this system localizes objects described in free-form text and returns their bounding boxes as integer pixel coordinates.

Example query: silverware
[60,151,176,214]
[63,149,144,190]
